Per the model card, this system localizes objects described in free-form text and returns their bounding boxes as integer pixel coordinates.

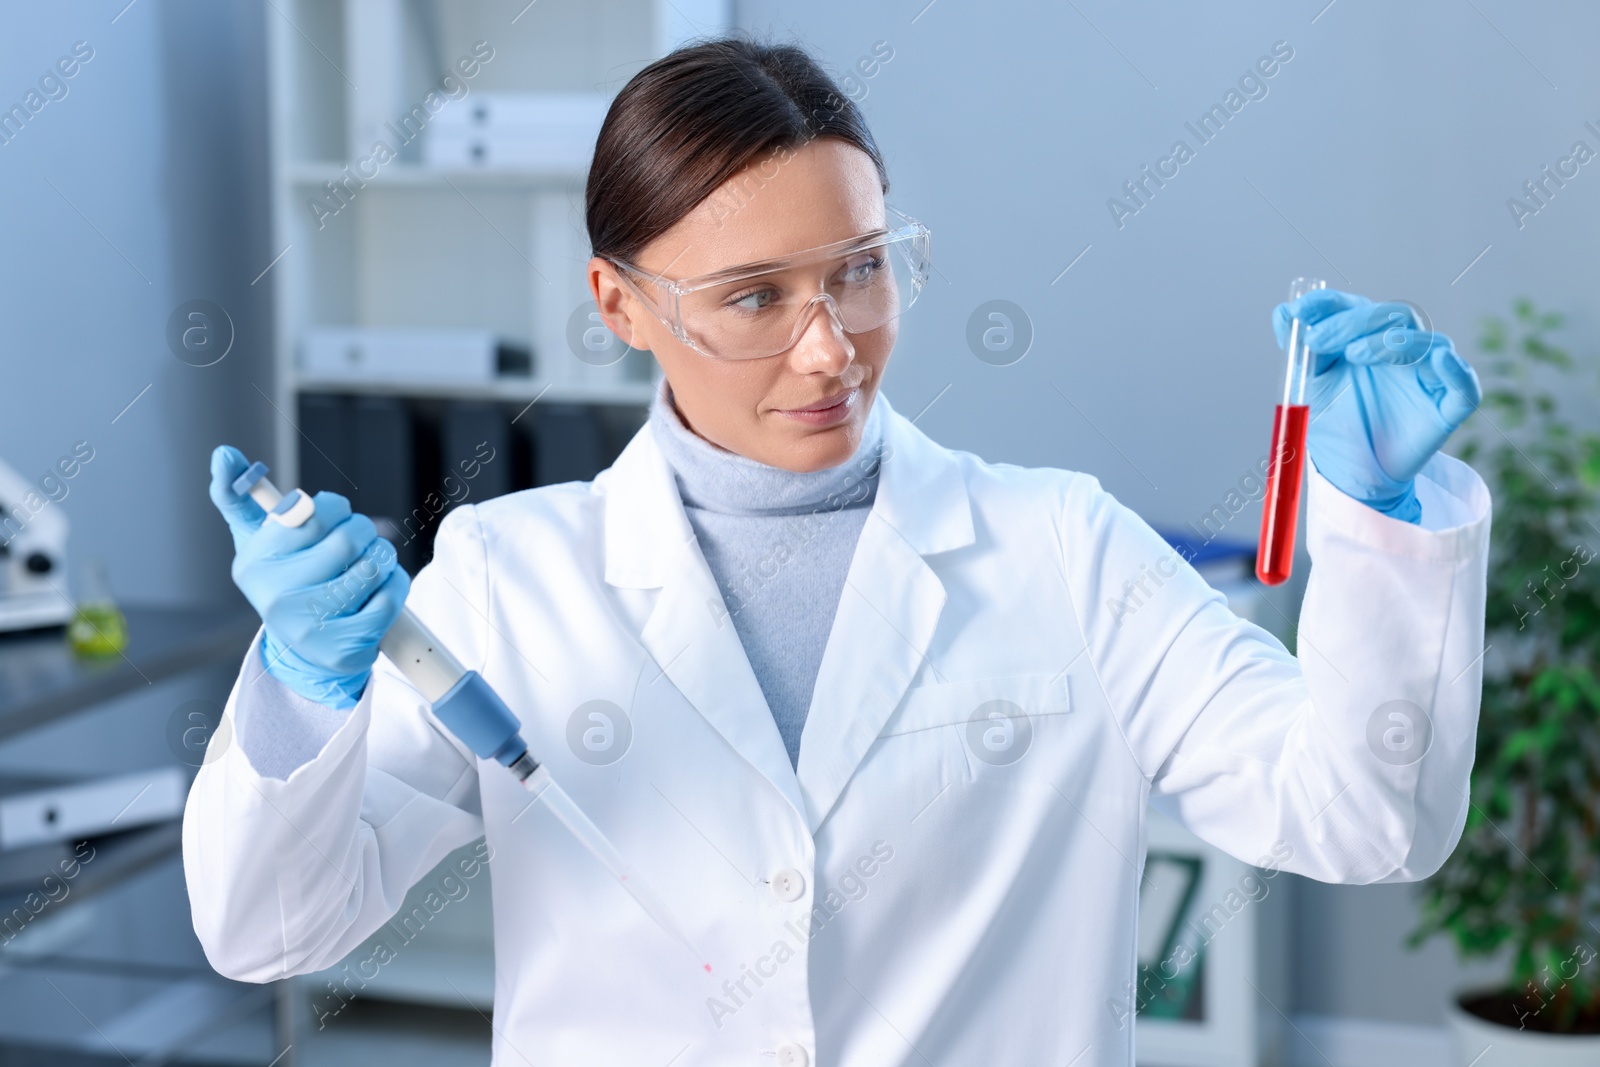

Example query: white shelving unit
[263,0,732,486]
[262,0,730,1030]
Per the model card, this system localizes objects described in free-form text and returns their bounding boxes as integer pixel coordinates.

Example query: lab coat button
[775,1043,809,1067]
[769,868,806,902]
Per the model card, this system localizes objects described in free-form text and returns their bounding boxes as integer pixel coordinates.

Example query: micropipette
[1256,277,1325,586]
[230,460,710,972]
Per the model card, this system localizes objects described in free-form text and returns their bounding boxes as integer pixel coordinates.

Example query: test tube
[1256,277,1326,586]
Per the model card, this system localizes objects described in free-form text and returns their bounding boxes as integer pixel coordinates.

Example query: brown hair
[585,37,890,263]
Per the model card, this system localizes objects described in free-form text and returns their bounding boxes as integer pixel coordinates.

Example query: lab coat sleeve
[183,505,491,982]
[1067,452,1490,884]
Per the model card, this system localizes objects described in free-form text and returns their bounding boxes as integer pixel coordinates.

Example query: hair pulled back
[585,37,889,264]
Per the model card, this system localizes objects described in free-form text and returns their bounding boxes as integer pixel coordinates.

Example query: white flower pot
[1446,991,1600,1066]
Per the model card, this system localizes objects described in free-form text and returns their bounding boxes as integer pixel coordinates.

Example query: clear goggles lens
[611,211,931,361]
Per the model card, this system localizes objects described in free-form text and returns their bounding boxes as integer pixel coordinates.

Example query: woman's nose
[785,295,855,373]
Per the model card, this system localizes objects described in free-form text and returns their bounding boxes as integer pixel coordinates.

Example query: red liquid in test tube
[1256,277,1325,586]
[1257,403,1309,585]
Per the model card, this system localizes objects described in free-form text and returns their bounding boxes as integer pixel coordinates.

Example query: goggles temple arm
[604,259,689,343]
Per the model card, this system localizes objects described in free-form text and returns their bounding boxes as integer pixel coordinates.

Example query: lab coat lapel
[602,419,808,822]
[795,397,975,832]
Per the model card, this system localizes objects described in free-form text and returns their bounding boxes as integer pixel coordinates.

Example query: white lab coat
[183,392,1490,1066]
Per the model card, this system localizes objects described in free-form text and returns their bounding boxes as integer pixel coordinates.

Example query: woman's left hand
[1272,289,1482,524]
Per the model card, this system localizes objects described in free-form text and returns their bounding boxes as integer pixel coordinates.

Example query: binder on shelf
[530,404,608,487]
[352,397,417,568]
[297,393,356,500]
[1155,530,1255,585]
[424,92,611,171]
[300,327,532,386]
[442,402,512,506]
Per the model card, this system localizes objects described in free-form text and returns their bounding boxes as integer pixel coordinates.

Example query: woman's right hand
[208,445,410,709]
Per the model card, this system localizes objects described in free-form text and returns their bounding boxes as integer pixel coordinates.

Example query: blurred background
[0,0,1595,1064]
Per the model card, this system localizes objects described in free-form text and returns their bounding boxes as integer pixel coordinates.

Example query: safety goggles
[604,207,931,361]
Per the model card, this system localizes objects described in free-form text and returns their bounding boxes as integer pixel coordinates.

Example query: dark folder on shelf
[296,393,354,498]
[351,397,416,569]
[531,404,607,486]
[442,401,512,505]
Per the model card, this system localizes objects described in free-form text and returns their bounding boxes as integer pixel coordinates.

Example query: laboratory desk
[0,604,258,745]
[0,604,281,1066]
[0,604,257,905]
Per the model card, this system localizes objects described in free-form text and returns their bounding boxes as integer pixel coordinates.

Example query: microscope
[0,457,72,633]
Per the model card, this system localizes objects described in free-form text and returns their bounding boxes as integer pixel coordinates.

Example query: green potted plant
[1410,299,1600,1065]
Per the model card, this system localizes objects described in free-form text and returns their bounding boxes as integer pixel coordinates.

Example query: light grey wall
[736,0,1598,1030]
[736,0,1598,526]
[1291,877,1507,1026]
[0,0,270,608]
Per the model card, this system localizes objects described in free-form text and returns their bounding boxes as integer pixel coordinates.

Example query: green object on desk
[65,560,129,657]
[67,601,130,657]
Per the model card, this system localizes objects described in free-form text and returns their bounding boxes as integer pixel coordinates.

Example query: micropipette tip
[521,767,711,972]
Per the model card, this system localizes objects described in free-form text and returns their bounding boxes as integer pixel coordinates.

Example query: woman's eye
[726,287,778,310]
[840,256,885,285]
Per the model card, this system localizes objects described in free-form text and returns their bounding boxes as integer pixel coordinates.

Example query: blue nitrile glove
[1272,291,1482,524]
[208,445,410,708]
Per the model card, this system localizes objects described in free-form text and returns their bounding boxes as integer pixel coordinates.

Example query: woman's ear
[587,257,649,351]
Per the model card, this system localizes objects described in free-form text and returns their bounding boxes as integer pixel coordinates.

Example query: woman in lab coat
[185,38,1489,1067]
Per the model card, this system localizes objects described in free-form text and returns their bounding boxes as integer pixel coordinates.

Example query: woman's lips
[775,388,857,426]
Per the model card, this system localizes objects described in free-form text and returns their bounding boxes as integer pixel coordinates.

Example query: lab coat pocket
[879,672,1074,791]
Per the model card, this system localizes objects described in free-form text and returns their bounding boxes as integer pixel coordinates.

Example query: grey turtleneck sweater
[648,382,885,769]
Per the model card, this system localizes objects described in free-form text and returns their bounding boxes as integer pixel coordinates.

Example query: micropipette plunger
[230,460,710,972]
[1256,277,1325,586]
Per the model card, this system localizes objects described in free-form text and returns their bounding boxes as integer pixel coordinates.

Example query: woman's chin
[772,423,865,472]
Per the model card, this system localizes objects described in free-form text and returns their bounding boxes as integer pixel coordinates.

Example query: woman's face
[588,139,894,473]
